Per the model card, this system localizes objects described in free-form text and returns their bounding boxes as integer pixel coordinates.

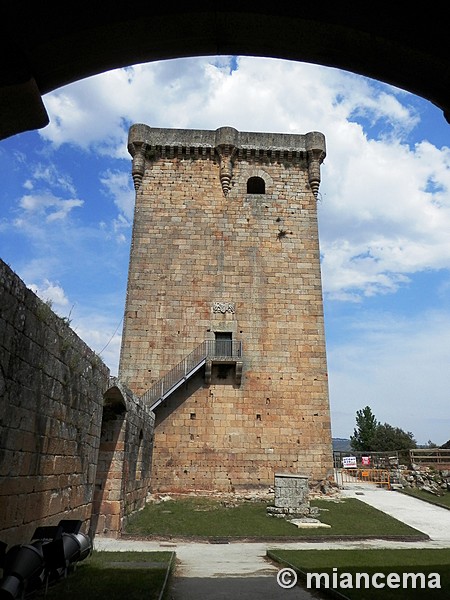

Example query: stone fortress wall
[0,260,153,545]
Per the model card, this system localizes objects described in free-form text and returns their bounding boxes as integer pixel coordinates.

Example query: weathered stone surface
[120,125,333,492]
[274,473,309,508]
[397,468,450,496]
[1,260,156,544]
[288,517,331,528]
[0,260,110,546]
[267,473,320,519]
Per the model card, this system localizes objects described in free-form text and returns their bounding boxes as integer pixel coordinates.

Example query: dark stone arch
[91,383,127,537]
[1,3,449,139]
[91,377,155,537]
[102,385,127,419]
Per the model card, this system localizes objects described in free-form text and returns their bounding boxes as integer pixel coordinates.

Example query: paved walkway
[94,537,319,599]
[339,484,450,545]
[94,486,450,598]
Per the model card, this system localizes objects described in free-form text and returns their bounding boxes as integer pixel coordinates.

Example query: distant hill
[332,438,352,452]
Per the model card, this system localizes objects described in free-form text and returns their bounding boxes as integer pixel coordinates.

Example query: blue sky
[1,56,450,445]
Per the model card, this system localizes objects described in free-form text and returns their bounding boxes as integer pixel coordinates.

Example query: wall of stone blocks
[92,379,154,537]
[0,260,109,546]
[120,126,334,493]
[0,260,154,545]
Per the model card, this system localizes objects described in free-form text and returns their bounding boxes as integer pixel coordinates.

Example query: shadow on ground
[169,575,329,600]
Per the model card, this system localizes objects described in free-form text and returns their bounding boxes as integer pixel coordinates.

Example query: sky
[1,55,450,446]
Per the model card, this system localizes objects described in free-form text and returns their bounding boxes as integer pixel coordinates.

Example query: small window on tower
[247,176,265,194]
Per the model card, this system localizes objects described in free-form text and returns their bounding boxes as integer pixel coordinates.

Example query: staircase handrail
[141,339,242,407]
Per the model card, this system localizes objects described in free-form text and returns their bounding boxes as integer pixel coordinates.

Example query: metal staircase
[141,340,243,411]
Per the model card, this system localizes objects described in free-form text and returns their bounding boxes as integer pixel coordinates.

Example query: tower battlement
[128,124,326,198]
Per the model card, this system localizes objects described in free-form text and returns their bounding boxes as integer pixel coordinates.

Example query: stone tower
[119,124,333,492]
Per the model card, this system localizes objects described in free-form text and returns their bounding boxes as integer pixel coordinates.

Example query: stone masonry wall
[92,378,154,537]
[0,259,110,546]
[120,125,333,492]
[0,260,156,544]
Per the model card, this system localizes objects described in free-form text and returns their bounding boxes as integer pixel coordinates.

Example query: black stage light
[58,520,82,535]
[0,542,45,599]
[0,541,7,569]
[31,526,61,542]
[0,520,91,599]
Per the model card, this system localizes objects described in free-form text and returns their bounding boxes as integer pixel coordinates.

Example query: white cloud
[30,163,77,195]
[318,136,450,298]
[328,310,450,445]
[4,55,450,444]
[28,279,70,311]
[42,77,129,158]
[18,192,83,223]
[70,310,124,376]
[100,169,135,221]
[25,279,123,375]
[40,56,450,299]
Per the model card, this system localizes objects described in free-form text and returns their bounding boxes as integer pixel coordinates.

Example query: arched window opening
[247,176,265,194]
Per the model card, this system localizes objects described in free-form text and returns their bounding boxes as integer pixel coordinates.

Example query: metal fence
[141,339,242,408]
[335,468,391,489]
[333,450,402,470]
[206,339,242,359]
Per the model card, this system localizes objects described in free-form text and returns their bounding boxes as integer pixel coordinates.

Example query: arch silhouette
[1,3,449,139]
[247,176,266,194]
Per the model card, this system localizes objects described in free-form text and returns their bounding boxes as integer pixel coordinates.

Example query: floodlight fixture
[0,519,91,599]
[0,542,45,599]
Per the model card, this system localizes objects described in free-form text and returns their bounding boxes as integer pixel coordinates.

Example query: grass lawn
[398,487,450,510]
[124,496,426,539]
[268,548,450,599]
[44,551,174,600]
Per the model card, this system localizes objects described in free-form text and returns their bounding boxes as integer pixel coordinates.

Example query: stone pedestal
[267,473,319,518]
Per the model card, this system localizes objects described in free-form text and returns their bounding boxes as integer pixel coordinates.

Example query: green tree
[371,423,417,451]
[350,406,378,451]
[350,406,417,452]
